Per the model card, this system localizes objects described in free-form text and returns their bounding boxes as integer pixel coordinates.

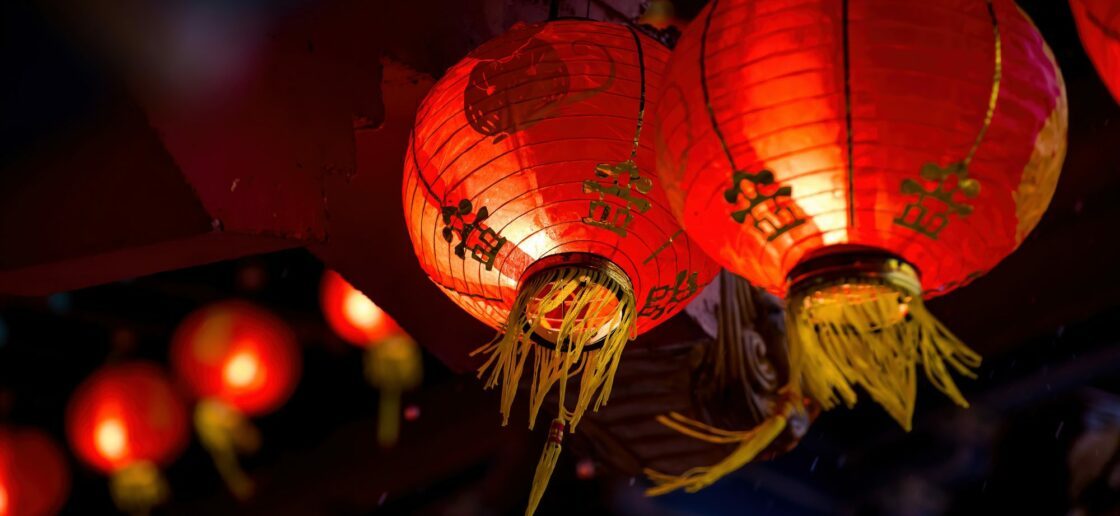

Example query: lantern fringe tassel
[195,398,260,500]
[645,271,798,495]
[788,282,982,430]
[472,263,635,516]
[110,461,168,516]
[644,398,793,495]
[472,263,636,431]
[365,334,423,448]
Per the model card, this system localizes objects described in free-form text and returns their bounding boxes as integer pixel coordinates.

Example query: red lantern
[65,362,188,514]
[320,269,401,346]
[319,270,421,448]
[403,20,717,513]
[1071,0,1120,103]
[656,0,1065,431]
[170,300,301,498]
[171,300,301,416]
[0,426,70,516]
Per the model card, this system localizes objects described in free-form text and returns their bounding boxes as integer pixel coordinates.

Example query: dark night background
[2,0,1120,515]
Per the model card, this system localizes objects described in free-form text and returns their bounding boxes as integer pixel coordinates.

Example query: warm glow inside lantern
[0,427,70,516]
[1071,0,1120,104]
[66,362,188,514]
[403,19,717,513]
[319,270,422,447]
[170,300,301,498]
[656,0,1066,434]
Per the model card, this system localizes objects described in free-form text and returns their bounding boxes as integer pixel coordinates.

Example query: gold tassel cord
[109,461,168,516]
[790,279,981,431]
[645,272,799,496]
[643,398,795,496]
[525,418,565,516]
[472,262,636,431]
[195,398,260,500]
[365,334,423,447]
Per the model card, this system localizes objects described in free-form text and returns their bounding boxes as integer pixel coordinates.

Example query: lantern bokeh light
[65,362,188,514]
[171,300,301,416]
[66,362,189,474]
[0,426,70,516]
[1071,0,1120,104]
[655,0,1065,444]
[320,269,400,346]
[170,300,301,498]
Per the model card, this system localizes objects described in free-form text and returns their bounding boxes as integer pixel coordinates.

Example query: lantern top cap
[787,246,921,299]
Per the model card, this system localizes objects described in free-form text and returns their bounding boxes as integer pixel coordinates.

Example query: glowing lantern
[1071,0,1120,104]
[403,19,717,514]
[170,300,301,498]
[319,270,422,447]
[656,0,1065,437]
[0,426,70,516]
[65,362,188,515]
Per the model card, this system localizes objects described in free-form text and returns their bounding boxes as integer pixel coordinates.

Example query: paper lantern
[0,426,70,516]
[1071,0,1120,103]
[403,19,717,514]
[656,0,1066,430]
[66,362,188,514]
[319,270,421,447]
[320,269,401,346]
[170,300,301,498]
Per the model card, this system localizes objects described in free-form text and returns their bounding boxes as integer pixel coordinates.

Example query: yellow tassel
[526,419,565,516]
[644,271,800,495]
[789,270,981,430]
[472,260,636,431]
[195,399,260,500]
[365,334,423,447]
[109,461,168,516]
[644,398,795,496]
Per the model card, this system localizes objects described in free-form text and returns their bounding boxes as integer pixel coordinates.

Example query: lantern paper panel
[655,0,1066,430]
[171,300,301,417]
[403,20,717,339]
[1071,0,1120,104]
[657,0,1066,298]
[404,20,718,515]
[0,427,70,516]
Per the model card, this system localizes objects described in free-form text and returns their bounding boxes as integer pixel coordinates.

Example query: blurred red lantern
[170,300,301,498]
[1071,0,1120,103]
[403,20,717,514]
[0,426,70,516]
[656,0,1065,431]
[171,300,301,416]
[319,270,421,448]
[66,362,188,514]
[320,269,400,346]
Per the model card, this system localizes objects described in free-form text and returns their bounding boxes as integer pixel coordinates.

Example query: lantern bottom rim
[787,245,921,300]
[521,253,632,351]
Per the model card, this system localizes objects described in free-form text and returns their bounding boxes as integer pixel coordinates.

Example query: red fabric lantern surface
[655,0,1066,435]
[1071,0,1120,104]
[0,427,70,516]
[403,20,717,513]
[403,19,716,421]
[171,300,301,416]
[320,269,401,346]
[66,362,189,474]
